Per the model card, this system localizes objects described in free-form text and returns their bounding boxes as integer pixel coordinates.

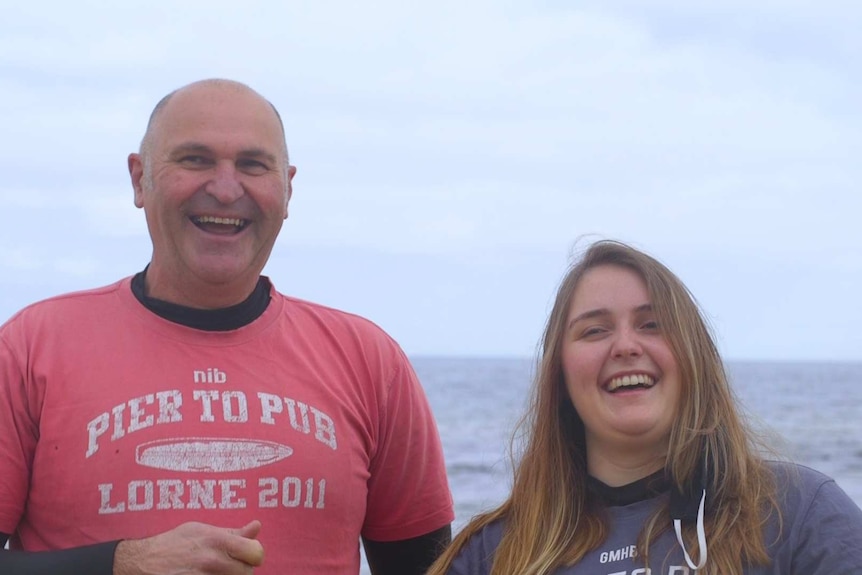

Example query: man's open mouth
[191,215,249,234]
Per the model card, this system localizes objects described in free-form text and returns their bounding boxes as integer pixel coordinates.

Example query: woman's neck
[586,438,667,487]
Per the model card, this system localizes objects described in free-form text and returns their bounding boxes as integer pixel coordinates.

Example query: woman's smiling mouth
[606,373,656,392]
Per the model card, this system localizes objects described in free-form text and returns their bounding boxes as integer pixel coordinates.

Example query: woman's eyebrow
[567,303,653,331]
[567,308,609,331]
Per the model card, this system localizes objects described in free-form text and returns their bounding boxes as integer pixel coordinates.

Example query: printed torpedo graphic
[136,438,293,472]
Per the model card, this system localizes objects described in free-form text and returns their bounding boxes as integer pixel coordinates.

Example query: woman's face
[562,264,681,463]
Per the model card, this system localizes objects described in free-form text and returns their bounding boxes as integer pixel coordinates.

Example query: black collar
[130,269,271,331]
[587,469,669,507]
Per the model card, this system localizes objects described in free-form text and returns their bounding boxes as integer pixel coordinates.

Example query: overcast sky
[1,1,859,361]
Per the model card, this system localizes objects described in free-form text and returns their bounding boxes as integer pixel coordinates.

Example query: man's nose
[204,161,244,203]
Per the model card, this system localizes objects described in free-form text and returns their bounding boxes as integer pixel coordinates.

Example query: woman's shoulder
[447,519,507,574]
[762,461,862,568]
[766,460,839,494]
[765,460,862,525]
[462,518,507,553]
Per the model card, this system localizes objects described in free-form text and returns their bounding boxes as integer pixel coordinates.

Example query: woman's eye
[640,320,659,331]
[581,326,606,338]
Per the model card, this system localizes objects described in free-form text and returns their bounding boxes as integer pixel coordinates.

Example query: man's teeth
[194,216,246,228]
[607,374,655,391]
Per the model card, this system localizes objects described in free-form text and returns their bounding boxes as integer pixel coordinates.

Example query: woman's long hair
[427,240,780,575]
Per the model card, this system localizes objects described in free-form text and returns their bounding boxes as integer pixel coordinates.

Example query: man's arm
[0,532,118,574]
[2,525,452,575]
[363,524,452,575]
[0,521,264,575]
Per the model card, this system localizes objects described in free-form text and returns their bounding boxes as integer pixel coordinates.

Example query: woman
[427,240,862,574]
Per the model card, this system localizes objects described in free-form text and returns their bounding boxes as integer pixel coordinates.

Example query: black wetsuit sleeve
[2,527,452,575]
[362,524,452,575]
[0,532,118,574]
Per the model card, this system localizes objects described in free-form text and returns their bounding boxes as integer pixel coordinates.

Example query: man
[0,79,454,574]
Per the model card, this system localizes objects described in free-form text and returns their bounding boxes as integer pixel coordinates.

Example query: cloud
[0,1,859,359]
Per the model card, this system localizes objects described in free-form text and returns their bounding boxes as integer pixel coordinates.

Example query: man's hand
[114,520,264,574]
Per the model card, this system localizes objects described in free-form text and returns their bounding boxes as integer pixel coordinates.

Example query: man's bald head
[127,78,296,307]
[139,79,289,163]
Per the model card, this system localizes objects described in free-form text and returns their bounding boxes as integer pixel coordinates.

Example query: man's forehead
[149,83,287,155]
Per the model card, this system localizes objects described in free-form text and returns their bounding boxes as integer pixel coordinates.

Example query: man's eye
[179,155,210,165]
[238,159,269,172]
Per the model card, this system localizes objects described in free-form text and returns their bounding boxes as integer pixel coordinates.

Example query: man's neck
[143,267,259,309]
[131,270,271,331]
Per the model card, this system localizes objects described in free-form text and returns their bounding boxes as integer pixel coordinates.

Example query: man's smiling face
[129,81,295,308]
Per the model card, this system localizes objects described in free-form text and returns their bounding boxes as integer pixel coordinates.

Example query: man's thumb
[235,519,262,539]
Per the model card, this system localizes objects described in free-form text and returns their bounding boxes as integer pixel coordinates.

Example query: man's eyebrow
[168,143,278,164]
[238,148,279,164]
[169,142,213,157]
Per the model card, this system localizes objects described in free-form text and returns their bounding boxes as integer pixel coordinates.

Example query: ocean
[361,357,862,573]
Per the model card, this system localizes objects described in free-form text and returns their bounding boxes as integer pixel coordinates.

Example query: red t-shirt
[0,278,453,573]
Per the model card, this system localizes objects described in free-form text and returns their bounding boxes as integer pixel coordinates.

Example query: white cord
[673,489,708,570]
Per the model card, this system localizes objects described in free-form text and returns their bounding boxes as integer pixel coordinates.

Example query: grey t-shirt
[447,463,862,574]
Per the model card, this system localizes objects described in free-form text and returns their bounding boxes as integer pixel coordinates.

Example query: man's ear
[284,164,297,219]
[129,153,146,208]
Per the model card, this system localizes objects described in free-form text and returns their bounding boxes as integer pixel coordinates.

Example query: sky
[0,1,859,361]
